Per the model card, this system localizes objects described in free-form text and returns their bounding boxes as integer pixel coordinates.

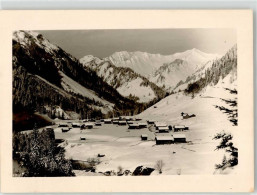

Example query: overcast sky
[38,29,236,59]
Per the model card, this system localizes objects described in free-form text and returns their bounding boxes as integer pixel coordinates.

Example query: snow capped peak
[80,55,96,64]
[13,30,59,54]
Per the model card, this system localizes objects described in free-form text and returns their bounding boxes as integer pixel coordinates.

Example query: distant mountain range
[81,48,220,93]
[12,30,236,126]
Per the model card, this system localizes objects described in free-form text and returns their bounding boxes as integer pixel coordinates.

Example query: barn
[118,121,127,126]
[154,122,167,128]
[127,121,134,125]
[112,120,119,124]
[138,122,147,128]
[104,119,112,124]
[84,123,94,129]
[173,134,186,143]
[128,124,139,129]
[58,123,68,127]
[173,125,186,132]
[147,120,156,125]
[95,121,102,126]
[141,134,148,140]
[184,126,189,130]
[62,127,70,132]
[72,123,81,128]
[157,126,169,133]
[155,136,174,145]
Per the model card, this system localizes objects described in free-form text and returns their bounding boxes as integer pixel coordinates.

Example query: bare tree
[155,160,164,174]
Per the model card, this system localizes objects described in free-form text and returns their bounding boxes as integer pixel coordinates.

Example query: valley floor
[18,83,238,176]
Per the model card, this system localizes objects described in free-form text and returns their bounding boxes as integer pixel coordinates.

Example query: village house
[118,120,127,126]
[173,134,186,142]
[147,120,156,125]
[61,127,70,132]
[173,125,186,132]
[141,134,148,140]
[155,135,174,145]
[157,126,169,133]
[138,122,147,128]
[95,121,102,126]
[58,123,68,127]
[154,122,167,128]
[104,119,112,124]
[112,120,119,124]
[83,122,94,129]
[72,122,81,128]
[128,123,139,129]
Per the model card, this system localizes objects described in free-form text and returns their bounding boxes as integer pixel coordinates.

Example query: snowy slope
[59,71,114,108]
[80,56,165,103]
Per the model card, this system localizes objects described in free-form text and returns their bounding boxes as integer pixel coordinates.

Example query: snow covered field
[49,82,237,176]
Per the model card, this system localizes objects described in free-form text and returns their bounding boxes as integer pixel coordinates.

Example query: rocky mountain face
[184,45,237,94]
[104,49,220,92]
[80,56,166,103]
[12,31,146,122]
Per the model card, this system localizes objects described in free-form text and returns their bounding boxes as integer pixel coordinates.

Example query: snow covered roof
[156,136,174,141]
[158,126,169,130]
[129,124,139,126]
[104,119,112,122]
[174,125,185,129]
[85,123,94,126]
[141,134,148,137]
[72,123,81,125]
[119,121,127,123]
[155,122,167,127]
[173,134,186,139]
[138,122,147,126]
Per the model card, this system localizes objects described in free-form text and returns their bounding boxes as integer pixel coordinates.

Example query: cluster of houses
[145,120,189,144]
[57,116,189,144]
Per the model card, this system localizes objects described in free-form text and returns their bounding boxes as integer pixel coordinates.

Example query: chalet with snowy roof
[128,123,139,129]
[95,121,102,126]
[141,134,148,140]
[173,125,186,132]
[72,122,81,128]
[61,127,70,132]
[154,122,167,129]
[104,119,112,124]
[157,126,169,133]
[173,134,186,143]
[58,123,68,127]
[112,120,119,124]
[84,123,94,129]
[147,120,156,125]
[155,135,174,145]
[138,122,147,128]
[127,121,134,125]
[118,120,127,126]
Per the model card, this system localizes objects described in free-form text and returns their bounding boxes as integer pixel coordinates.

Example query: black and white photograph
[12,28,238,177]
[0,10,253,193]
